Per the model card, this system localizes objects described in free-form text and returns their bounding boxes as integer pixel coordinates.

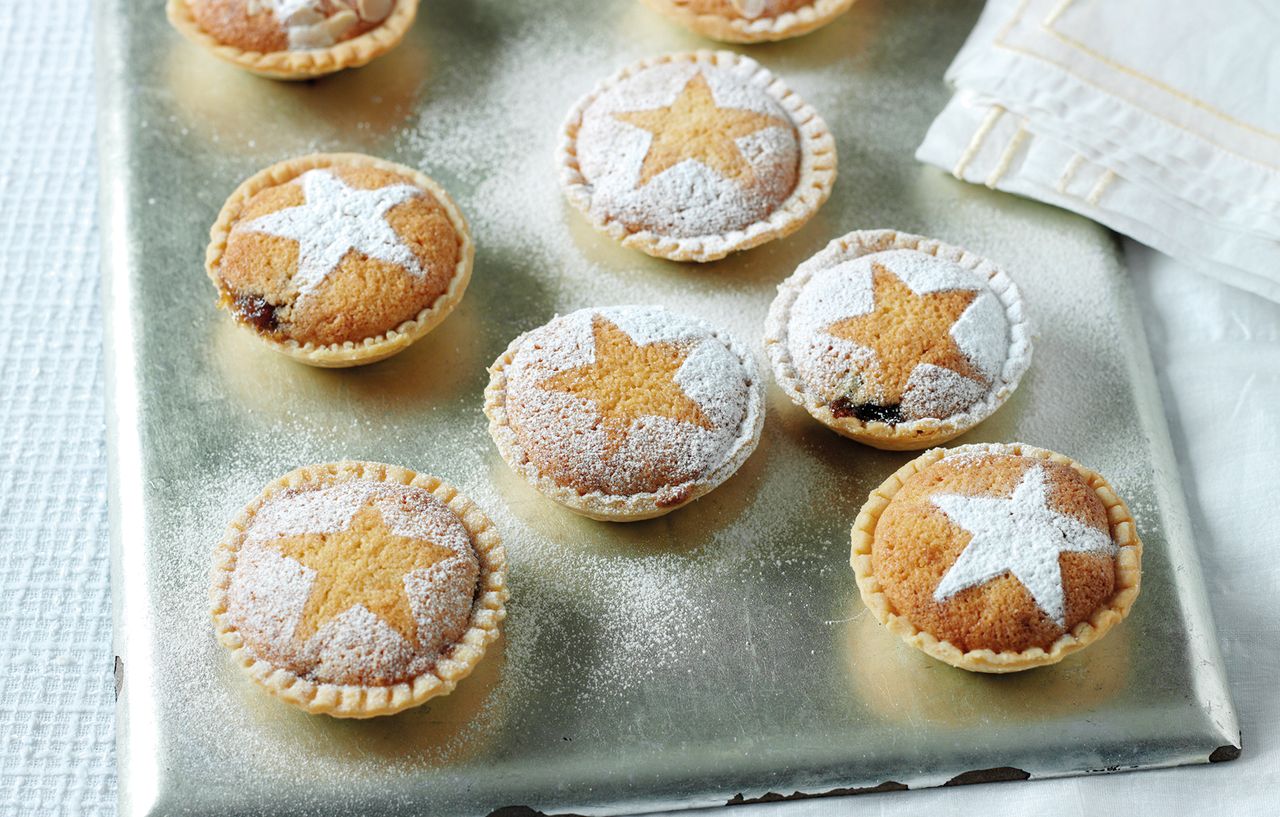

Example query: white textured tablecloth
[1,3,1275,815]
[915,0,1280,302]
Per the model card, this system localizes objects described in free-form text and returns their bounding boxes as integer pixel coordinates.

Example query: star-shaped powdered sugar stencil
[267,503,457,647]
[612,71,790,189]
[235,168,426,296]
[537,314,714,453]
[930,465,1117,628]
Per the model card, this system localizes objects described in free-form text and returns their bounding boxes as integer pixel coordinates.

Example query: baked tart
[211,461,507,717]
[640,0,856,43]
[167,0,418,80]
[765,229,1032,449]
[485,305,765,521]
[558,51,836,262]
[850,443,1142,673]
[206,153,472,368]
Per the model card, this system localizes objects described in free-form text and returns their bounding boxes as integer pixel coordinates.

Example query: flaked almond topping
[356,0,393,22]
[324,8,359,38]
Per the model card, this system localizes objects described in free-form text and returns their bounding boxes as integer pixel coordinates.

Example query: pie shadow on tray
[164,34,432,150]
[215,587,619,765]
[840,605,1134,728]
[209,299,486,418]
[216,633,512,763]
[558,180,841,292]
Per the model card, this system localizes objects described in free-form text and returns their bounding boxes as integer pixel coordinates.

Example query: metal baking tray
[100,1,1240,814]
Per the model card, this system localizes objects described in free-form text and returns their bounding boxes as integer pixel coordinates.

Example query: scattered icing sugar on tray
[153,0,1163,776]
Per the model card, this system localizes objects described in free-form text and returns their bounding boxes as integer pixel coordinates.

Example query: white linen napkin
[916,0,1280,302]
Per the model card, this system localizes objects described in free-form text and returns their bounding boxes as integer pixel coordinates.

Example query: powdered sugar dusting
[575,61,799,239]
[246,479,471,553]
[781,247,1013,420]
[226,479,479,685]
[501,306,757,499]
[902,363,987,420]
[502,305,758,499]
[930,463,1118,628]
[234,168,426,298]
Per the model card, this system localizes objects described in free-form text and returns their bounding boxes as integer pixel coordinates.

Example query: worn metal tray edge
[98,2,160,815]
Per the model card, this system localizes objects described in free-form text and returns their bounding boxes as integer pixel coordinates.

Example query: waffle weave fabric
[0,2,114,815]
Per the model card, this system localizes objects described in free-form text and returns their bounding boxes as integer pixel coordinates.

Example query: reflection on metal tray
[100,0,1239,814]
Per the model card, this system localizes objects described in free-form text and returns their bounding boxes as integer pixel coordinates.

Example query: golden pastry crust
[850,443,1142,673]
[640,0,855,43]
[484,306,765,521]
[205,153,473,368]
[764,229,1032,450]
[558,50,836,263]
[167,0,418,80]
[210,461,508,718]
